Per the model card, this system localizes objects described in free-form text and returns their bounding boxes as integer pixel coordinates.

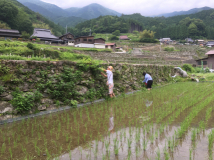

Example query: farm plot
[1,83,214,160]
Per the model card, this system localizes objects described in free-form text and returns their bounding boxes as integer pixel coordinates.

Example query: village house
[74,36,95,48]
[159,38,172,44]
[105,43,116,51]
[59,32,75,46]
[0,29,21,40]
[196,50,214,69]
[30,28,61,43]
[74,36,106,49]
[94,38,106,49]
[119,35,130,40]
[196,39,205,46]
[185,38,194,43]
[206,41,214,47]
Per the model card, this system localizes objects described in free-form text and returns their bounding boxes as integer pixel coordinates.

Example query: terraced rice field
[1,83,214,160]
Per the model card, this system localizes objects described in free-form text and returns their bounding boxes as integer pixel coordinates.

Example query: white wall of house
[94,43,105,49]
[68,41,74,46]
[75,43,95,48]
[107,46,111,49]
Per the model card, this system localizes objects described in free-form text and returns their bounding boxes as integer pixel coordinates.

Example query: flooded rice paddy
[1,83,214,160]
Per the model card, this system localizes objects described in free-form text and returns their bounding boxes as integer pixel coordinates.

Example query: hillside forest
[1,0,214,40]
[0,0,65,36]
[70,9,214,40]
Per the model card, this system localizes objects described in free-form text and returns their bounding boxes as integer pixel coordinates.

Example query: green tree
[139,30,155,39]
[18,19,33,34]
[109,35,119,40]
[133,30,139,35]
[210,12,214,19]
[21,31,30,39]
[0,0,18,26]
[188,23,198,37]
[112,30,120,36]
[0,22,10,29]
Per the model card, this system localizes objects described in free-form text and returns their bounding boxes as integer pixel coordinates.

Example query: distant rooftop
[205,50,214,55]
[31,28,59,40]
[106,43,116,46]
[0,29,20,33]
[119,35,129,40]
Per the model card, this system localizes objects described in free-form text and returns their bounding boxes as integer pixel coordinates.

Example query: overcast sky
[41,0,214,16]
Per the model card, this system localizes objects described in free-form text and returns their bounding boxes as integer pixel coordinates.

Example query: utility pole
[89,29,91,36]
[66,25,67,34]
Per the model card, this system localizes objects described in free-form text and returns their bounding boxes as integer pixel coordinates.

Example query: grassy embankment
[0,40,111,62]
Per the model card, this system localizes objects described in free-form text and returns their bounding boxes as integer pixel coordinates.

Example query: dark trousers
[147,80,153,89]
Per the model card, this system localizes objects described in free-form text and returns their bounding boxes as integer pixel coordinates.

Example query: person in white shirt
[101,66,115,98]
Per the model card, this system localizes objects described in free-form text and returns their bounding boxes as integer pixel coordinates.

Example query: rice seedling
[127,138,132,148]
[1,143,6,155]
[1,83,214,159]
[189,148,192,160]
[9,148,13,159]
[191,129,197,142]
[142,139,148,151]
[156,148,161,160]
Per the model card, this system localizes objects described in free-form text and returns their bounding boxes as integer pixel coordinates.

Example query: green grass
[191,73,214,81]
[0,41,107,63]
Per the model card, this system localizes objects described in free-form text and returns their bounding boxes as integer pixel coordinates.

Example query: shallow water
[1,83,214,160]
[55,126,213,160]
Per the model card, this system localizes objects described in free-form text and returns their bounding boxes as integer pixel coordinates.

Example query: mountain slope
[156,7,213,17]
[66,3,121,19]
[65,7,80,15]
[17,0,68,17]
[1,0,65,36]
[54,16,86,27]
[22,2,57,20]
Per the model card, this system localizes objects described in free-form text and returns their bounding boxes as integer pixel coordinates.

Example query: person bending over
[142,72,153,90]
[101,66,115,98]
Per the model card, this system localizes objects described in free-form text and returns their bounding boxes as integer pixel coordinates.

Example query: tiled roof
[120,35,129,40]
[94,38,105,41]
[75,36,94,40]
[205,50,214,55]
[207,41,214,45]
[31,28,59,39]
[59,32,75,39]
[105,43,116,46]
[0,29,19,33]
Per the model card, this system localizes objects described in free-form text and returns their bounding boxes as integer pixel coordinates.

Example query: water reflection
[109,107,114,133]
[145,100,153,108]
[54,126,213,160]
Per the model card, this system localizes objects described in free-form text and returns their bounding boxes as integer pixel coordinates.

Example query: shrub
[112,30,120,36]
[109,35,119,41]
[21,31,30,39]
[31,36,37,39]
[164,47,174,51]
[27,43,36,50]
[195,67,202,73]
[70,100,78,108]
[11,89,42,114]
[139,30,155,39]
[139,38,158,43]
[0,86,4,95]
[205,67,210,73]
[182,64,195,73]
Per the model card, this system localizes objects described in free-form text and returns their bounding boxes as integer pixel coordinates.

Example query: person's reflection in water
[145,100,153,108]
[109,107,114,134]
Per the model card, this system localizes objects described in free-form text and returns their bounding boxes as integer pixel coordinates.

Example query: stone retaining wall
[0,60,175,120]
